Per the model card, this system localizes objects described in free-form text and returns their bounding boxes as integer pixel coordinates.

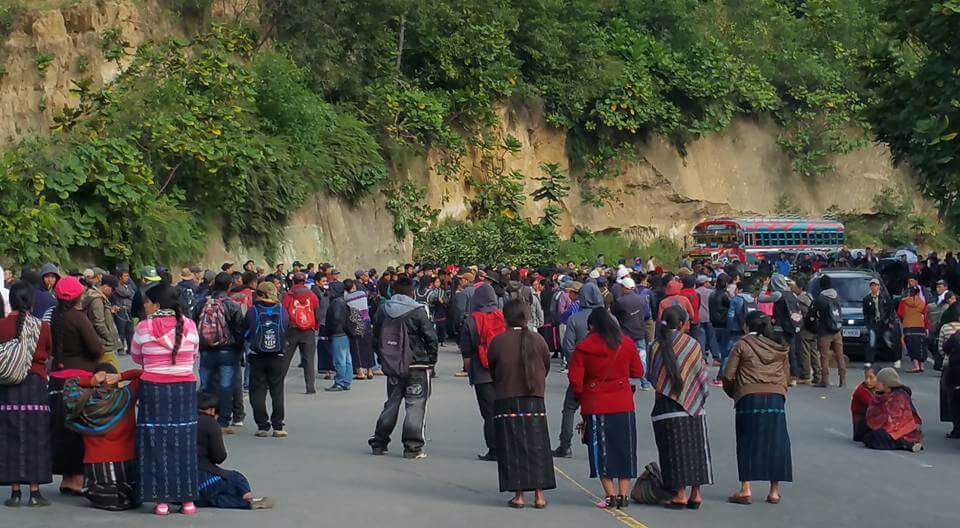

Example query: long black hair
[8,281,33,338]
[652,305,686,391]
[587,307,622,351]
[746,310,777,340]
[146,284,184,364]
[503,299,538,393]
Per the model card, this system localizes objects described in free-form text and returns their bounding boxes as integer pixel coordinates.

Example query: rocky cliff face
[1,1,922,269]
[418,104,921,244]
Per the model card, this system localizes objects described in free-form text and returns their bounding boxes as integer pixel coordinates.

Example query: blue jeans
[330,335,353,389]
[633,339,651,388]
[702,322,720,361]
[199,348,240,427]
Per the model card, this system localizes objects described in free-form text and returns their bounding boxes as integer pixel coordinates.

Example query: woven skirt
[49,376,85,477]
[136,381,198,503]
[493,397,556,492]
[84,460,138,511]
[651,397,713,490]
[735,394,793,482]
[197,469,252,509]
[350,332,376,370]
[585,412,637,479]
[0,374,52,485]
[903,331,927,362]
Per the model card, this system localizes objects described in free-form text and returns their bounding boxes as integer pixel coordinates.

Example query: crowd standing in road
[0,247,953,515]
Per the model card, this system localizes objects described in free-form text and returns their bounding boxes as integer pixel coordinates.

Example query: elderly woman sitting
[861,368,923,452]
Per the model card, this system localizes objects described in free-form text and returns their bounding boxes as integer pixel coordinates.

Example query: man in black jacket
[194,272,247,430]
[812,275,846,388]
[369,278,438,459]
[862,278,893,368]
[325,281,352,392]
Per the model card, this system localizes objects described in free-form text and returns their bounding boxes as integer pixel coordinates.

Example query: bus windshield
[692,227,737,247]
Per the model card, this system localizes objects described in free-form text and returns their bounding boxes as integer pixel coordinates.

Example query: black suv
[807,269,900,360]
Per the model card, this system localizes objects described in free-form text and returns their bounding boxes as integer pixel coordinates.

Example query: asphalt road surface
[5,344,956,528]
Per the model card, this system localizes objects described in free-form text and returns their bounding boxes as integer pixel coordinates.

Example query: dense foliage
[869,1,960,233]
[0,25,384,267]
[414,216,559,268]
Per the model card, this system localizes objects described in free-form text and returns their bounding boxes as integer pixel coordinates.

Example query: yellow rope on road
[553,464,651,528]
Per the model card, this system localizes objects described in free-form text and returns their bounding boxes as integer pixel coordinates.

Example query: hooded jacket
[722,333,790,401]
[325,281,348,337]
[708,287,731,327]
[372,293,438,368]
[811,288,842,336]
[612,288,650,342]
[82,287,122,354]
[460,284,501,385]
[658,281,696,322]
[131,315,199,382]
[111,277,136,317]
[561,282,606,360]
[282,284,322,332]
[897,295,929,331]
[768,275,802,335]
[568,333,643,415]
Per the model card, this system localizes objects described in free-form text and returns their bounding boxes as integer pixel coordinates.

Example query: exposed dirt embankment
[1,2,921,268]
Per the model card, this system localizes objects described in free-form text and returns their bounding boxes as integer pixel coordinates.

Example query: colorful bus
[687,216,845,269]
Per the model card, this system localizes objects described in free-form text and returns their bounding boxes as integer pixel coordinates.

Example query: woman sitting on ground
[487,300,555,509]
[568,307,643,510]
[851,368,877,442]
[722,311,792,505]
[196,392,274,510]
[647,305,713,509]
[862,368,923,452]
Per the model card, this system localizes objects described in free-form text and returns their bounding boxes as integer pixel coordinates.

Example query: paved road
[6,344,956,528]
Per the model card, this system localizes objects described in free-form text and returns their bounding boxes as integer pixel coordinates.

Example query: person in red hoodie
[568,308,643,510]
[282,273,322,394]
[678,275,702,346]
[851,367,877,441]
[658,278,696,323]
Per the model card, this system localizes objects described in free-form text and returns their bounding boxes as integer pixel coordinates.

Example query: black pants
[558,384,580,450]
[370,369,432,453]
[435,319,448,344]
[232,364,245,421]
[249,354,288,431]
[474,383,496,453]
[928,334,944,368]
[782,332,801,378]
[286,328,317,392]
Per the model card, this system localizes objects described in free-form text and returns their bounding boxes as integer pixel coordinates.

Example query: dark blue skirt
[0,374,52,485]
[585,412,637,479]
[197,469,252,509]
[735,394,792,483]
[136,381,198,503]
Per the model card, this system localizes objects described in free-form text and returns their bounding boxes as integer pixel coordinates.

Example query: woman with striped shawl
[647,305,713,509]
[722,311,792,505]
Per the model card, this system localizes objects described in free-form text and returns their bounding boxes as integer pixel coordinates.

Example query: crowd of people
[0,250,947,515]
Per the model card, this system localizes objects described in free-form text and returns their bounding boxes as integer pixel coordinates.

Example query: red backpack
[290,296,316,331]
[473,311,506,369]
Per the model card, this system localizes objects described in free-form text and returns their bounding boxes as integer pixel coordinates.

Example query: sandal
[727,494,752,505]
[181,501,197,515]
[686,500,702,510]
[153,503,170,516]
[534,500,548,509]
[508,498,525,509]
[596,496,616,509]
[766,495,781,505]
[663,499,688,510]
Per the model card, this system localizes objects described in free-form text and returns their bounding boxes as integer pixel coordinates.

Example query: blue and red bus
[687,216,845,269]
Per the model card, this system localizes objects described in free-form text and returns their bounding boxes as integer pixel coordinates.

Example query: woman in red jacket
[568,308,644,510]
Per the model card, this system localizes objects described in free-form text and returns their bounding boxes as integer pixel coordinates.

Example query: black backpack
[823,295,843,333]
[378,312,414,378]
[251,304,284,355]
[177,284,196,315]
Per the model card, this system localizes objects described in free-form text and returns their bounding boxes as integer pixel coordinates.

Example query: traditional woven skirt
[0,374,52,485]
[350,331,376,370]
[49,376,84,477]
[903,330,927,362]
[493,397,556,492]
[861,429,916,451]
[84,460,138,511]
[651,396,713,490]
[197,469,252,509]
[136,381,198,503]
[735,394,793,482]
[584,412,637,479]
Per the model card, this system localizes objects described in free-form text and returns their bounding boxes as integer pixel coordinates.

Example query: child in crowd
[64,364,142,511]
[196,392,274,510]
[850,368,877,442]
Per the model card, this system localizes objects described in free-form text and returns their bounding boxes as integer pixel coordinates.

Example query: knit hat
[55,276,84,302]
[876,367,903,389]
[256,281,279,303]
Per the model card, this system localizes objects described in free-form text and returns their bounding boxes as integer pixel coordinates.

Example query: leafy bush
[557,230,681,268]
[414,216,559,268]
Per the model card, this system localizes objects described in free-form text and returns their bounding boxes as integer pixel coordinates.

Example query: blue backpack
[252,305,284,355]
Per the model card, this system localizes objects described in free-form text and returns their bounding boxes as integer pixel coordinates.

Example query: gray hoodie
[561,282,607,361]
[382,294,423,318]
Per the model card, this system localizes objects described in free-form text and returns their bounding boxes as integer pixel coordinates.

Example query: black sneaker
[371,446,387,456]
[27,493,49,508]
[552,447,572,458]
[477,451,498,462]
[403,451,427,460]
[325,385,349,392]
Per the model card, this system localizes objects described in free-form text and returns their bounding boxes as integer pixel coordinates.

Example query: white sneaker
[894,360,902,369]
[863,362,872,368]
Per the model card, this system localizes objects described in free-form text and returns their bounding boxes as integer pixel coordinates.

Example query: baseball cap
[869,278,880,286]
[140,266,161,282]
[616,267,630,281]
[292,272,307,283]
[256,281,279,303]
[82,268,95,279]
[696,275,710,285]
[621,277,636,289]
[566,281,583,293]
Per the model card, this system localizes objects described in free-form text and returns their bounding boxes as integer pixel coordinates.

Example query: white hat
[621,277,636,290]
[616,267,630,281]
[589,269,601,279]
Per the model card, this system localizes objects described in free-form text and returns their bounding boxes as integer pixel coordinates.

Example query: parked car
[807,269,901,361]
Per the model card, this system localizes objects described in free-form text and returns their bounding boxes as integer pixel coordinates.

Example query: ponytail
[650,305,684,391]
[172,304,183,365]
[504,299,538,393]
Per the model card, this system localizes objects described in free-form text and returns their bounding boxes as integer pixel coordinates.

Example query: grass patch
[556,229,682,268]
